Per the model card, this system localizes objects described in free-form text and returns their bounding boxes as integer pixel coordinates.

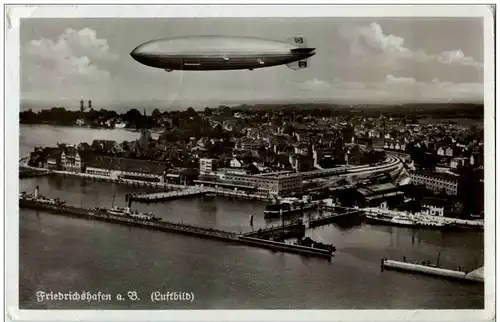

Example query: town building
[199,158,217,175]
[61,148,83,172]
[43,148,62,170]
[409,171,459,196]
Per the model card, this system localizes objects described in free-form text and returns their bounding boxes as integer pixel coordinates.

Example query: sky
[20,17,484,111]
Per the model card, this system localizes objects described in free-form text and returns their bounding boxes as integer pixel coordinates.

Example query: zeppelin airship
[130,35,315,72]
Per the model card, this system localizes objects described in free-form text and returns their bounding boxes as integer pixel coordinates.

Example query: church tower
[139,109,152,150]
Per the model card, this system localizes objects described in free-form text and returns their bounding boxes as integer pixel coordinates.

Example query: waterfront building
[85,155,168,182]
[355,182,405,207]
[61,148,83,173]
[410,171,459,196]
[220,171,303,197]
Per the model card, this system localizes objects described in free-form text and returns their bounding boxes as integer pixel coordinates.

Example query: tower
[80,99,84,112]
[139,108,151,150]
[88,100,92,110]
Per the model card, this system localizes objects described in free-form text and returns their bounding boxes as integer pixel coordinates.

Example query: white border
[4,4,496,322]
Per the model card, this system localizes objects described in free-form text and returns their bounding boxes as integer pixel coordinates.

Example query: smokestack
[80,100,84,112]
[88,100,92,110]
[34,185,39,199]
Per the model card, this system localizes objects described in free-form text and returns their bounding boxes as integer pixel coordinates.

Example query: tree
[152,108,161,119]
[122,108,143,126]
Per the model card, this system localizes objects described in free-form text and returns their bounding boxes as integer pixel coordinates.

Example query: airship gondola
[130,35,315,72]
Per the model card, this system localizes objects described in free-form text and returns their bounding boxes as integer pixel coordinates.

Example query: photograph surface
[6,4,494,319]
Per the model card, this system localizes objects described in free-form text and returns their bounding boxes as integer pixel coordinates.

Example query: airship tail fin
[286,36,307,47]
[286,60,309,70]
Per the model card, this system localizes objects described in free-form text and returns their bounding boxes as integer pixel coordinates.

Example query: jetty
[129,186,274,203]
[127,187,208,202]
[381,258,484,283]
[19,198,333,260]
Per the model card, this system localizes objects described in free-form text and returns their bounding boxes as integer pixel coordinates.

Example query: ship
[365,211,416,227]
[264,195,315,217]
[364,207,450,229]
[91,206,161,221]
[19,186,66,206]
[98,192,161,221]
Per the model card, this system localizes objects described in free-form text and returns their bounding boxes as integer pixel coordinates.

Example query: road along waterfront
[18,125,484,309]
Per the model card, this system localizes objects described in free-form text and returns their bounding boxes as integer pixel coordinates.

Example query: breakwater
[381,258,484,283]
[20,199,333,259]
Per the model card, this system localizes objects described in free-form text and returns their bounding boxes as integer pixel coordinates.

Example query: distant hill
[20,99,483,119]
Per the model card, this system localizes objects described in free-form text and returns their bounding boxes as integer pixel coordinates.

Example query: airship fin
[286,60,308,70]
[286,36,307,47]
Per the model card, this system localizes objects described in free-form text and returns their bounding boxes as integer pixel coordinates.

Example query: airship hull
[130,36,315,71]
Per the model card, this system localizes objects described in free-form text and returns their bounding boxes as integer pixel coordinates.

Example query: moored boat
[92,206,161,221]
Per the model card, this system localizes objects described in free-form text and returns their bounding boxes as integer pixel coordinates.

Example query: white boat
[364,207,447,228]
[366,212,415,227]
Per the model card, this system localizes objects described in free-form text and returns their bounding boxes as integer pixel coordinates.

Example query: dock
[20,199,332,260]
[381,258,484,283]
[130,186,274,203]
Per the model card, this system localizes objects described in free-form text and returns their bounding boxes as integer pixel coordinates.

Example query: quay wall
[20,200,238,242]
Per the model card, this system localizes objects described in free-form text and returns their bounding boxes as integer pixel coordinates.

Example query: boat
[102,193,161,221]
[264,195,315,217]
[91,206,161,221]
[364,207,449,229]
[365,211,416,227]
[19,187,66,206]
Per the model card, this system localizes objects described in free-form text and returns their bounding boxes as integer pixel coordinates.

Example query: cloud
[294,76,483,103]
[296,78,333,91]
[22,28,116,94]
[437,50,483,68]
[340,23,483,70]
[385,74,417,85]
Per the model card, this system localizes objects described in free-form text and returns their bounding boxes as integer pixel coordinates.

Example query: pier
[381,258,484,283]
[130,186,274,203]
[20,199,332,260]
[127,187,208,202]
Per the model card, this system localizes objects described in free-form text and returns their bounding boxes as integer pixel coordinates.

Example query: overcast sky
[21,17,484,110]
